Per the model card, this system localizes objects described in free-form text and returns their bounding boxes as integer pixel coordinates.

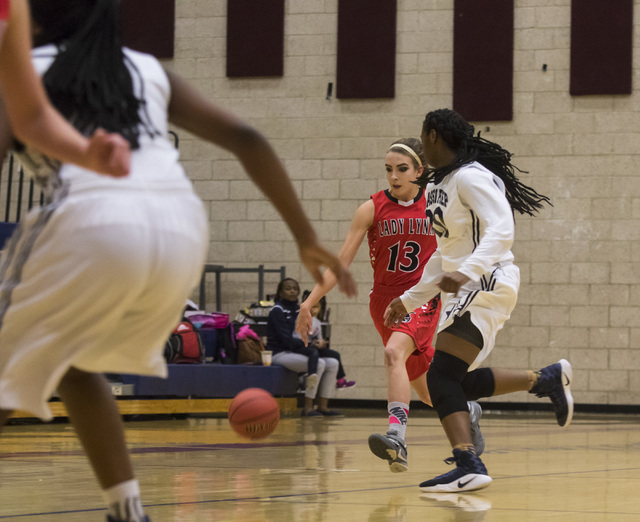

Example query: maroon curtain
[336,0,397,99]
[453,0,514,121]
[570,0,633,95]
[120,0,175,59]
[226,0,285,77]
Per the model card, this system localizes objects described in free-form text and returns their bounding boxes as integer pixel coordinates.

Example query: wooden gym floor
[1,408,639,521]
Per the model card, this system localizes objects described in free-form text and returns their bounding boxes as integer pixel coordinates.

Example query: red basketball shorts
[369,285,440,381]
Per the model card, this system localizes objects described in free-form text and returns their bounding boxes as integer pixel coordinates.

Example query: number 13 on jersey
[387,241,421,273]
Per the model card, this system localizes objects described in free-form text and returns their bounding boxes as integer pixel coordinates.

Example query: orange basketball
[228,387,280,439]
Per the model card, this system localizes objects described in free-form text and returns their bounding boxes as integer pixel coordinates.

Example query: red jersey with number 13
[367,189,437,291]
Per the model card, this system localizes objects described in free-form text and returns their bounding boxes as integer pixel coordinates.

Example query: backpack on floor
[217,321,238,364]
[164,320,205,364]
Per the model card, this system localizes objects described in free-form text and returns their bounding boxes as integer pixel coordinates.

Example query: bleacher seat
[120,364,299,398]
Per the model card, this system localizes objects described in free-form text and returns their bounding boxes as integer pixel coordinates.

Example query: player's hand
[87,129,130,177]
[437,271,471,296]
[295,304,313,347]
[384,297,408,328]
[298,242,357,298]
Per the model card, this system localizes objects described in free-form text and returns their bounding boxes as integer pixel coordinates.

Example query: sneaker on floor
[419,449,492,493]
[467,401,485,456]
[302,409,323,418]
[368,430,408,473]
[529,359,574,428]
[336,378,356,390]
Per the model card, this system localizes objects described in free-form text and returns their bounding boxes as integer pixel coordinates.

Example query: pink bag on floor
[188,313,229,329]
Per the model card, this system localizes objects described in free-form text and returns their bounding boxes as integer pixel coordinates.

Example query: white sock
[103,479,145,522]
[388,401,409,440]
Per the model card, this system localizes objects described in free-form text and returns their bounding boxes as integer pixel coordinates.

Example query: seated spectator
[267,278,342,417]
[297,292,356,390]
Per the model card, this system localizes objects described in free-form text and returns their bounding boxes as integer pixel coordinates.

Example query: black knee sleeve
[427,351,470,420]
[461,368,495,401]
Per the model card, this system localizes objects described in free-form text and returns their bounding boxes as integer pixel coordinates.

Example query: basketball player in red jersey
[297,138,483,473]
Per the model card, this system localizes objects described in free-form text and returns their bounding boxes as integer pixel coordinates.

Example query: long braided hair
[415,109,551,216]
[28,0,159,149]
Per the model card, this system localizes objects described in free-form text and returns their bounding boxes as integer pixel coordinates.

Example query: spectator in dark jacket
[267,278,341,417]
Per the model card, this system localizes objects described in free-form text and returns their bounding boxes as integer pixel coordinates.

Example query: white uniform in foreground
[0,47,208,420]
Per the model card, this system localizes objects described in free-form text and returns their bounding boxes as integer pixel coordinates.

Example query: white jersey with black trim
[400,161,515,313]
[16,45,193,196]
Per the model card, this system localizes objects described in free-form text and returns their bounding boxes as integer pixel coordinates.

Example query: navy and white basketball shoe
[530,359,574,427]
[419,449,492,493]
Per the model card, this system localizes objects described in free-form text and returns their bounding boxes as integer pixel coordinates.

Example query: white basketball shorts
[437,263,520,371]
[0,188,208,419]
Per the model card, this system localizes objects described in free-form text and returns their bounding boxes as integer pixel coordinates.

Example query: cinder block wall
[170,0,640,406]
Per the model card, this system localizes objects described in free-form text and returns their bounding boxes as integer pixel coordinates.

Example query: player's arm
[296,200,374,343]
[384,249,444,327]
[165,69,355,297]
[455,169,514,282]
[0,0,129,176]
[302,199,373,302]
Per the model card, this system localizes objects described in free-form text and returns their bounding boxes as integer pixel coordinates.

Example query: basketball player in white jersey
[0,1,354,521]
[385,109,573,493]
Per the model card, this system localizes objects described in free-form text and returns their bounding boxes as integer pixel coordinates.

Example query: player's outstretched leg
[467,401,485,456]
[368,430,409,473]
[529,359,573,427]
[419,448,492,493]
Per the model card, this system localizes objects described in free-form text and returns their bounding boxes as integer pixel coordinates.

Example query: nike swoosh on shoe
[458,478,474,488]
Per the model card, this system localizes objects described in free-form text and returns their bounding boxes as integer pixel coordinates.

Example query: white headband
[387,143,422,167]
